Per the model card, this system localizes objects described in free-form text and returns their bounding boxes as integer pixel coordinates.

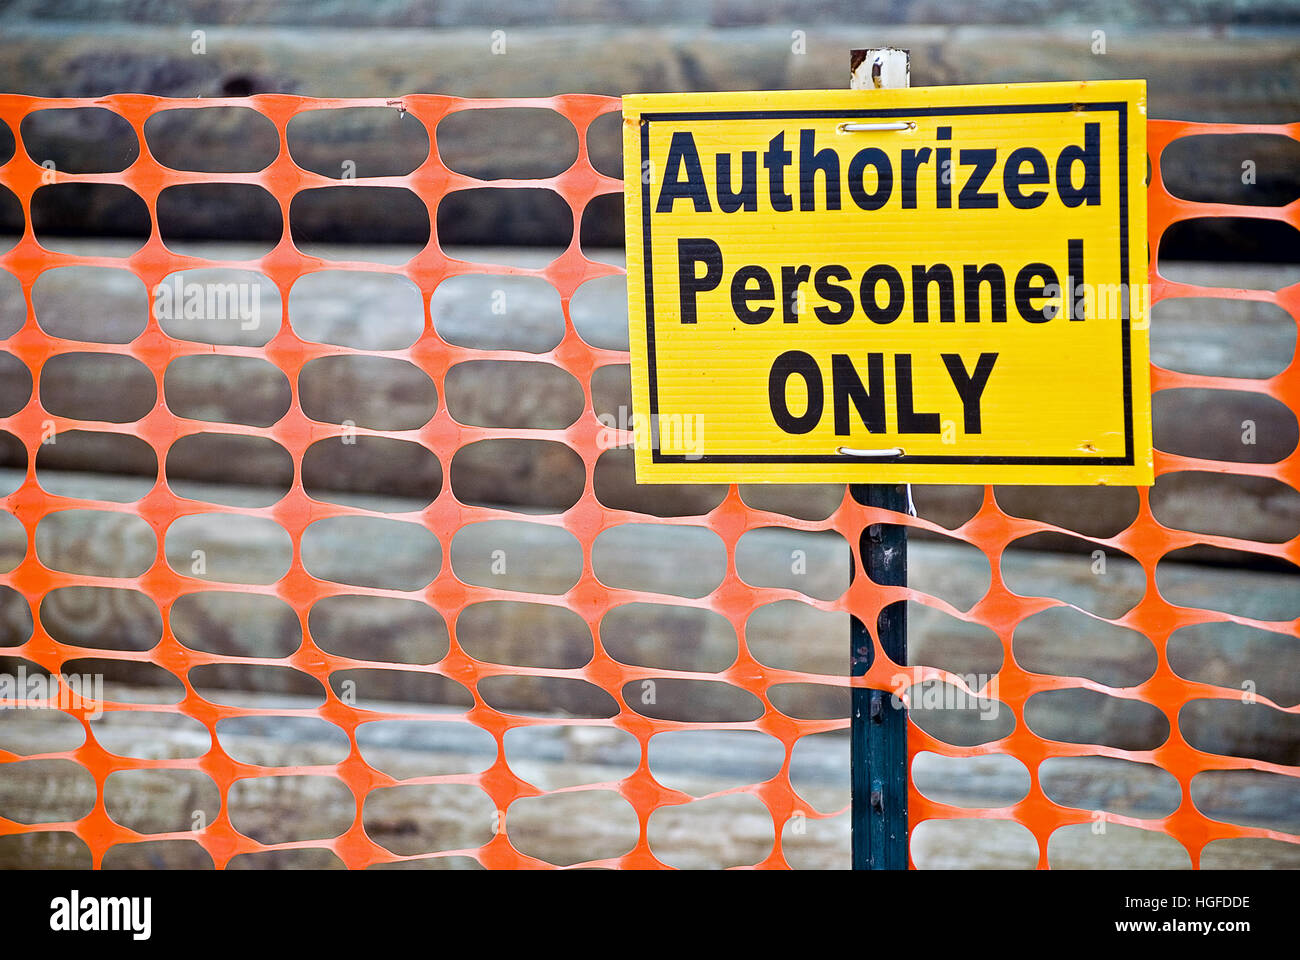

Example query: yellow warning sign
[622,82,1152,485]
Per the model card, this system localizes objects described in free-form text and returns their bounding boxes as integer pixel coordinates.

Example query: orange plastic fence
[0,95,1296,869]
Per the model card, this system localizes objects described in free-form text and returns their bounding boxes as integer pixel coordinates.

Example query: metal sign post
[619,55,1151,870]
[849,47,910,871]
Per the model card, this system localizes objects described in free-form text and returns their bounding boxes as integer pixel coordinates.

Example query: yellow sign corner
[622,81,1152,485]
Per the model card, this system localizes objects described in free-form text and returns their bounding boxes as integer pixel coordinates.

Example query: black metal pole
[847,45,911,872]
[850,481,909,869]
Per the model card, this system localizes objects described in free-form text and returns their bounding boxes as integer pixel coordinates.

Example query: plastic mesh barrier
[0,95,1296,868]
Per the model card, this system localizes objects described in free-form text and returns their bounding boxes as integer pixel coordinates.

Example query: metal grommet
[837,121,915,133]
[836,446,905,458]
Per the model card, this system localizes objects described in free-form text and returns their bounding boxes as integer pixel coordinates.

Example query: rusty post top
[849,47,911,90]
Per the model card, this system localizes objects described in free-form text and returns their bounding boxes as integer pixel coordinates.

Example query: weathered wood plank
[1,701,1295,868]
[3,251,1297,549]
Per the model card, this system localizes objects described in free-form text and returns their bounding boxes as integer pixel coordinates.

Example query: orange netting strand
[0,96,1295,869]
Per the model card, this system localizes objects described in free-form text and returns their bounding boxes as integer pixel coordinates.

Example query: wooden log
[2,252,1297,551]
[9,0,1300,28]
[0,701,1295,868]
[1,19,1297,244]
[4,484,1297,761]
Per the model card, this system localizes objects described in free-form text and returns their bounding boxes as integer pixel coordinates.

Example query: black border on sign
[639,102,1134,466]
